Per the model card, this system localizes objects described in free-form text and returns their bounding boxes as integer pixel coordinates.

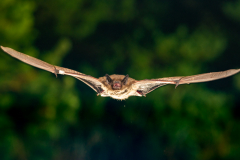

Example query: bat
[1,46,240,100]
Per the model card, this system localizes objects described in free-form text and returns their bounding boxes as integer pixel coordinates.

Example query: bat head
[105,74,129,90]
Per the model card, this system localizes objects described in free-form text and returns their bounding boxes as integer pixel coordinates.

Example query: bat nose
[113,81,121,89]
[114,82,121,88]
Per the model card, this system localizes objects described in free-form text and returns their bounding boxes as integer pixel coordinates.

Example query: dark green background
[1,0,240,159]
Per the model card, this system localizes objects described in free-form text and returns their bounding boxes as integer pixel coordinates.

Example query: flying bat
[1,46,240,100]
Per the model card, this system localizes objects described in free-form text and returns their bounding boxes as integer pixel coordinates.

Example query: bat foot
[97,93,103,96]
[97,89,104,96]
[137,90,146,97]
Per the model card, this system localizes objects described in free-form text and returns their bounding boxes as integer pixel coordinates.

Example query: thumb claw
[175,77,183,89]
[175,83,179,89]
[54,66,58,78]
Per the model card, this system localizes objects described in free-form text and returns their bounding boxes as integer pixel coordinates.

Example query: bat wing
[1,46,105,94]
[132,79,175,96]
[132,69,240,96]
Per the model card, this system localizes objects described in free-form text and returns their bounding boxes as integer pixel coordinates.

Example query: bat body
[1,46,240,100]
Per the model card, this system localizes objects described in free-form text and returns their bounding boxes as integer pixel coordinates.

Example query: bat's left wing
[1,46,105,94]
[132,69,240,96]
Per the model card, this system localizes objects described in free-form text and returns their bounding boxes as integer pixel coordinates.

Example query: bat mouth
[113,82,121,90]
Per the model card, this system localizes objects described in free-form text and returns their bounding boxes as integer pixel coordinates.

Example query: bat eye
[105,74,113,84]
[122,74,129,85]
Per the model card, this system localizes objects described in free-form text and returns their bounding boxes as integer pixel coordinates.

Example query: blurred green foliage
[1,0,240,159]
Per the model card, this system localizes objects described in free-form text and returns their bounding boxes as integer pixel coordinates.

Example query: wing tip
[0,46,8,52]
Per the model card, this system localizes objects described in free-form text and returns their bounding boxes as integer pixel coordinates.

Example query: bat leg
[175,77,183,89]
[137,90,146,97]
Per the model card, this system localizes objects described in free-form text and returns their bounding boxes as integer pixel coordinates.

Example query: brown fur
[98,74,136,90]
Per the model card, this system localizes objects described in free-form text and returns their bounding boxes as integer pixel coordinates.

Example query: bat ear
[122,74,129,85]
[105,74,113,84]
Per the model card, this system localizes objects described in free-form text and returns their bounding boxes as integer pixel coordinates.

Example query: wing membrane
[178,69,240,84]
[1,46,58,73]
[133,69,240,95]
[132,80,173,95]
[1,46,104,93]
[157,69,240,85]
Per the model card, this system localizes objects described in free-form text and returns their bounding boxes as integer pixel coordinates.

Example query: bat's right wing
[132,69,240,96]
[163,69,240,87]
[1,46,105,94]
